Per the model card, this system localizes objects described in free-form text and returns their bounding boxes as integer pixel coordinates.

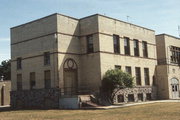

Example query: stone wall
[113,86,157,104]
[10,88,61,109]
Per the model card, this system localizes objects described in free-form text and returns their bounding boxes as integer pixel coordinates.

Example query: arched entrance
[171,78,179,99]
[63,58,78,95]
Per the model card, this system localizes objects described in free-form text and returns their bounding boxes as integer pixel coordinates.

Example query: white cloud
[0,38,10,42]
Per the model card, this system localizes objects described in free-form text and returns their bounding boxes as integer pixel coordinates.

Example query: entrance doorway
[63,58,78,95]
[171,78,179,99]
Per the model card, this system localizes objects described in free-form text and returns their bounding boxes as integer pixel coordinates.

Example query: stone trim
[113,86,157,104]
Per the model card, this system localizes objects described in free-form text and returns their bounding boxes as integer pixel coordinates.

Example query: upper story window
[30,72,36,90]
[170,46,180,64]
[124,37,130,55]
[115,65,121,70]
[142,41,148,57]
[44,52,50,65]
[17,57,22,70]
[135,67,141,85]
[144,68,150,85]
[113,35,120,53]
[125,66,132,75]
[133,39,139,56]
[87,35,94,53]
[17,74,22,90]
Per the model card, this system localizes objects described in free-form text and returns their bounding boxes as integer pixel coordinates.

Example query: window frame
[124,37,130,55]
[133,39,139,56]
[144,68,150,85]
[135,67,141,85]
[44,52,50,65]
[30,72,36,90]
[142,41,148,58]
[17,57,22,70]
[113,34,120,54]
[87,35,94,53]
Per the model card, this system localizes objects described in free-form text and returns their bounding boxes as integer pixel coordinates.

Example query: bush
[101,69,134,104]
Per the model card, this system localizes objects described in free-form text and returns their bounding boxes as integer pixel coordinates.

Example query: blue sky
[0,0,180,62]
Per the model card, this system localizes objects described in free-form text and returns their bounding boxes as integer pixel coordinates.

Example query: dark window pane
[87,35,94,53]
[134,39,139,56]
[125,66,132,75]
[44,70,51,89]
[17,74,22,90]
[135,67,141,85]
[30,72,36,90]
[17,58,22,69]
[113,35,120,53]
[115,65,121,70]
[142,41,148,57]
[124,37,130,55]
[44,52,50,65]
[144,68,150,85]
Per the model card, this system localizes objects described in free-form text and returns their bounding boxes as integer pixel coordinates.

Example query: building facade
[156,34,180,99]
[10,13,179,108]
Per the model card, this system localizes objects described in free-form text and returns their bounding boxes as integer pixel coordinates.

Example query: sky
[0,0,180,63]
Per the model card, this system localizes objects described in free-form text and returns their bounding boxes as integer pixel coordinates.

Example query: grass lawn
[0,102,180,120]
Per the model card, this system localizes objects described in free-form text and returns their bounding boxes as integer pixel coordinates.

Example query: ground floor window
[146,93,151,100]
[128,94,134,102]
[138,93,143,101]
[117,95,124,103]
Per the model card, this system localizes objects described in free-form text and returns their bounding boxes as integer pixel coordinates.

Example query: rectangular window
[124,37,130,55]
[30,72,36,90]
[133,39,139,56]
[87,35,94,53]
[170,46,180,64]
[44,52,50,65]
[115,65,121,70]
[44,70,51,89]
[142,41,148,57]
[17,57,22,70]
[144,68,150,85]
[135,67,141,85]
[17,74,22,90]
[113,35,120,53]
[125,66,132,75]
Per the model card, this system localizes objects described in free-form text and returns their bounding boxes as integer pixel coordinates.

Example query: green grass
[0,103,180,120]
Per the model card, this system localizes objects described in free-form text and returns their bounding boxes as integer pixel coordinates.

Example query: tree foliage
[101,69,134,104]
[0,60,11,80]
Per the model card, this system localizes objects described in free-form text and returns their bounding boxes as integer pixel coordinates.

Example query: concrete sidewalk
[83,99,180,110]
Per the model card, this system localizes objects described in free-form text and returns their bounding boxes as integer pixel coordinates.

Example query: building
[156,34,180,99]
[10,13,179,109]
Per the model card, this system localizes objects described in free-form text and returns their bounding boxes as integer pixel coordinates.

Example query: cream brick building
[10,13,179,108]
[156,34,180,99]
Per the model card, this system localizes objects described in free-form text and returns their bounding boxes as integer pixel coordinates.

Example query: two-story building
[10,13,179,109]
[156,34,180,99]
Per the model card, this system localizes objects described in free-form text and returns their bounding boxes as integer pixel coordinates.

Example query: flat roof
[156,34,180,40]
[11,13,155,32]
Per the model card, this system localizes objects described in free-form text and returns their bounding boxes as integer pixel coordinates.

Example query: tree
[101,69,134,104]
[0,60,11,80]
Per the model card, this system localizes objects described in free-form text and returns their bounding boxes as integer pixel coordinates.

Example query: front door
[64,70,77,95]
[171,78,179,99]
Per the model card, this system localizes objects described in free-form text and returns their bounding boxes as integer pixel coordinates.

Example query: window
[124,37,130,55]
[144,68,150,85]
[17,74,22,90]
[170,46,180,64]
[44,70,51,89]
[44,52,50,65]
[30,72,36,90]
[87,35,94,53]
[133,39,139,56]
[142,41,148,57]
[17,57,22,69]
[125,66,132,75]
[113,35,120,53]
[135,67,141,85]
[115,65,121,70]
